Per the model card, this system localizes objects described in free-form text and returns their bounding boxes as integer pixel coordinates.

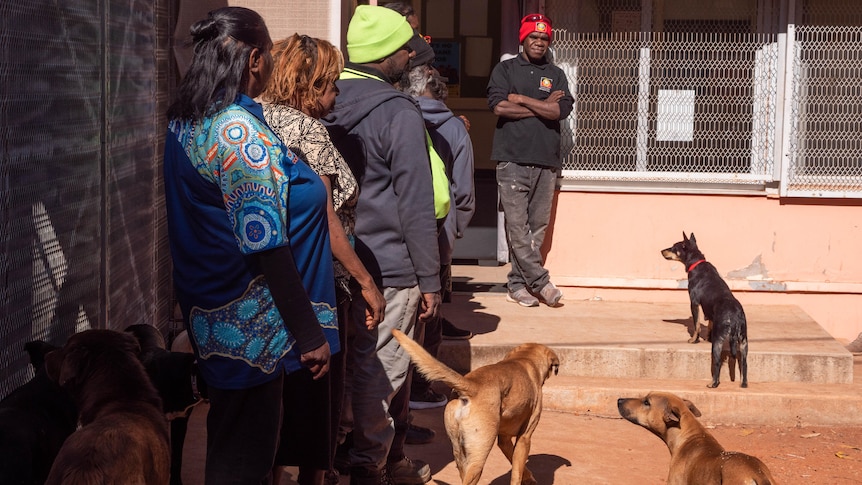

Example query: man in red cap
[487,13,573,308]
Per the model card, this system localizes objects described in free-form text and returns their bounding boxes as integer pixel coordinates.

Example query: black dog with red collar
[662,232,749,388]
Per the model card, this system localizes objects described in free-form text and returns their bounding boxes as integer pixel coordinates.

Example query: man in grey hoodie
[323,5,440,485]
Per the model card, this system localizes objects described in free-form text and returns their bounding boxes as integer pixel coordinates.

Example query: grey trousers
[496,161,556,293]
[346,285,421,472]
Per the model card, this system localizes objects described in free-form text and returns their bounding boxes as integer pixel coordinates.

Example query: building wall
[231,0,342,45]
[544,190,862,342]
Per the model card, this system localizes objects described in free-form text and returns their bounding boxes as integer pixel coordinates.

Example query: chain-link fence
[555,29,778,185]
[783,25,862,196]
[547,0,862,196]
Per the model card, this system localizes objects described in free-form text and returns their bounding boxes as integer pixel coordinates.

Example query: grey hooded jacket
[324,64,441,293]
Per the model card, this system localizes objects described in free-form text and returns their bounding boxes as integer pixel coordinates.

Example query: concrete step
[539,373,862,426]
[437,291,860,426]
[440,297,852,384]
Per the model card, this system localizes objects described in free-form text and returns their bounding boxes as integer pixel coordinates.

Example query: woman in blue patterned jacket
[163,7,337,484]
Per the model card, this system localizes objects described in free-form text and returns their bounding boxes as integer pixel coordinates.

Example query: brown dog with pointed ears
[618,391,776,484]
[392,329,559,485]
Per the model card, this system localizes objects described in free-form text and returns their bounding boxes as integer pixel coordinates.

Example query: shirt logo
[536,22,548,33]
[540,77,553,92]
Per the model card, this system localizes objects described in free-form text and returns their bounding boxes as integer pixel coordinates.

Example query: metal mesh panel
[783,25,862,197]
[554,29,778,184]
[0,0,174,399]
[105,0,159,328]
[0,1,104,397]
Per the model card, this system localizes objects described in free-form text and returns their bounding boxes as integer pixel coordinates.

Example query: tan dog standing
[617,391,776,484]
[392,329,559,485]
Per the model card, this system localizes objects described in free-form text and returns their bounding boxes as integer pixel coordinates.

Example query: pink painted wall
[544,191,862,342]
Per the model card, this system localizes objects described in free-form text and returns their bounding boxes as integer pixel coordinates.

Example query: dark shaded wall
[0,0,175,398]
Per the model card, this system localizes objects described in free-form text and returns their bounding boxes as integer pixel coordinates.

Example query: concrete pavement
[440,263,861,426]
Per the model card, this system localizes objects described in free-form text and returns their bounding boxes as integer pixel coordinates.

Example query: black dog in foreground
[0,341,77,485]
[125,324,202,485]
[662,232,749,388]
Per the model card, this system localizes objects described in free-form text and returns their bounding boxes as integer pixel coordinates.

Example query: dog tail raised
[391,328,469,393]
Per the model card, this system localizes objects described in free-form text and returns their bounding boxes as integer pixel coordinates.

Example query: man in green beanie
[324,5,439,485]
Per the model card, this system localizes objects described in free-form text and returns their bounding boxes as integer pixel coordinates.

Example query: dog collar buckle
[687,259,706,272]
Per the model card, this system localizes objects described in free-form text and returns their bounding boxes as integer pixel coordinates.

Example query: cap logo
[536,22,548,33]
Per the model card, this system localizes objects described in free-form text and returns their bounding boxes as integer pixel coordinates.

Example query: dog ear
[43,347,63,383]
[689,233,697,246]
[683,231,688,242]
[54,345,89,389]
[119,331,144,357]
[663,406,681,426]
[24,340,58,370]
[683,398,702,417]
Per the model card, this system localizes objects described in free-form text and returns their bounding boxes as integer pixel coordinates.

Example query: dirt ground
[182,401,862,485]
[400,406,862,485]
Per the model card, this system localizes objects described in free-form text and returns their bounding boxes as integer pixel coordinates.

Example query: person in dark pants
[487,14,574,308]
[163,7,333,484]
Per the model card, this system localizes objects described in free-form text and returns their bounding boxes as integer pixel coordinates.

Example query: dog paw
[520,469,537,485]
[707,382,719,388]
[688,336,700,344]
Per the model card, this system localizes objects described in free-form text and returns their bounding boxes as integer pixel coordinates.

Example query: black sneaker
[404,423,435,445]
[441,318,473,340]
[409,388,447,410]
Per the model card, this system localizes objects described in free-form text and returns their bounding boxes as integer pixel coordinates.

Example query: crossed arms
[492,90,565,120]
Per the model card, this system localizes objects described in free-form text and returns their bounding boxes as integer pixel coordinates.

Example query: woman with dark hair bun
[164,7,338,484]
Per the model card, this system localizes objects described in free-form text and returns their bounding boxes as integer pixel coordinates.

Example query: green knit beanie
[347,5,414,64]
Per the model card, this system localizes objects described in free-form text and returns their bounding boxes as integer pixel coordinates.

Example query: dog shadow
[662,317,707,342]
[487,454,572,485]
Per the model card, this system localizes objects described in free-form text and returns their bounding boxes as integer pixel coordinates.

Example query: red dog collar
[687,259,706,272]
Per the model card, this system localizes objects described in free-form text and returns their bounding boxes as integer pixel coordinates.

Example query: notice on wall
[431,41,461,97]
[612,10,641,32]
[656,89,696,142]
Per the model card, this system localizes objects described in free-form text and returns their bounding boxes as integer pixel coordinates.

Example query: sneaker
[387,456,431,485]
[409,388,448,410]
[539,282,563,307]
[405,423,436,444]
[506,288,539,307]
[441,318,473,340]
[847,332,862,354]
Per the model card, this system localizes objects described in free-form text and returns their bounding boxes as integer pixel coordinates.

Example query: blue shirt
[164,94,338,390]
